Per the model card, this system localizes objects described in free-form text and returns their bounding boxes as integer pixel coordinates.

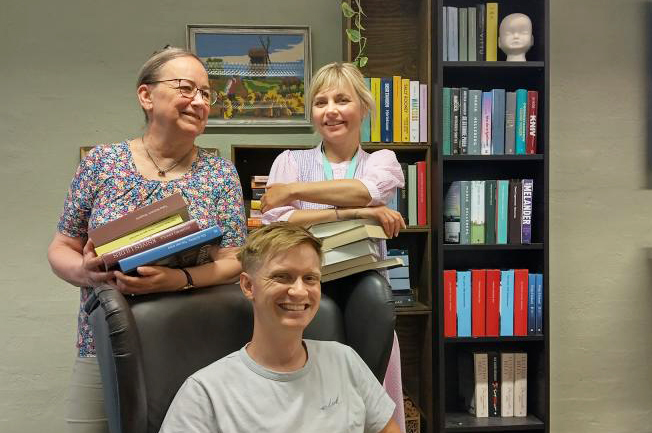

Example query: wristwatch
[180,268,195,291]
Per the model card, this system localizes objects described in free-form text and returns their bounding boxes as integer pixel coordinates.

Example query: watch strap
[180,268,194,290]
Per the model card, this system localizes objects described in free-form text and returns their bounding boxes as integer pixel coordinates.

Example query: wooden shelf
[443,61,545,69]
[443,243,544,251]
[443,155,544,162]
[403,226,431,233]
[445,413,544,431]
[362,144,431,151]
[444,336,544,344]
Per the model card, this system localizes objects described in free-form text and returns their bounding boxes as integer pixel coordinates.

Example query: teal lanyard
[322,147,359,180]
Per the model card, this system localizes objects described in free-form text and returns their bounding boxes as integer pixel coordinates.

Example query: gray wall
[2,0,652,432]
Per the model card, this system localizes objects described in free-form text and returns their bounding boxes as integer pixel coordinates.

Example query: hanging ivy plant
[341,1,368,68]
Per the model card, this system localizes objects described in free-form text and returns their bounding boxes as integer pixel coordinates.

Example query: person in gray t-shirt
[159,223,400,433]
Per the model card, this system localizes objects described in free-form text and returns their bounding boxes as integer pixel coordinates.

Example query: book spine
[500,270,514,336]
[515,89,528,154]
[451,88,461,154]
[471,269,486,337]
[521,179,533,244]
[470,180,485,244]
[485,3,498,61]
[94,213,184,256]
[484,180,497,244]
[481,92,492,155]
[528,273,537,335]
[420,83,427,143]
[504,92,517,154]
[444,270,457,337]
[442,87,452,155]
[508,179,522,244]
[460,180,472,244]
[496,180,509,244]
[460,88,469,154]
[387,190,398,211]
[361,78,372,142]
[468,90,482,154]
[410,80,420,143]
[251,188,265,200]
[448,7,459,61]
[488,351,501,417]
[500,352,515,417]
[393,76,403,143]
[401,79,411,142]
[457,270,472,337]
[474,352,489,417]
[443,7,448,61]
[407,164,418,226]
[416,161,427,225]
[514,352,528,416]
[476,4,485,61]
[398,163,409,221]
[101,220,200,270]
[468,7,477,61]
[485,269,501,336]
[459,7,468,61]
[491,89,506,154]
[381,77,393,142]
[526,90,539,154]
[513,269,529,336]
[535,273,544,334]
[371,78,382,142]
[251,175,269,182]
[444,181,461,243]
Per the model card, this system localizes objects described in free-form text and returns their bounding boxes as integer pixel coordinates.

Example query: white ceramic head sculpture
[498,13,534,61]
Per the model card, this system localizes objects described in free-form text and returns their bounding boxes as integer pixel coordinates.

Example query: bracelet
[334,208,340,221]
[180,268,195,291]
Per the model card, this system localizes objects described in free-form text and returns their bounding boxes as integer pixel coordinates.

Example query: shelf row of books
[460,351,528,418]
[248,175,268,228]
[444,179,534,245]
[443,88,538,155]
[362,77,427,144]
[443,269,543,338]
[88,193,222,274]
[443,3,499,62]
[388,162,427,226]
[387,249,414,306]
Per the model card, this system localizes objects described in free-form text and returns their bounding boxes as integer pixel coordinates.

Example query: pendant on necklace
[158,171,166,177]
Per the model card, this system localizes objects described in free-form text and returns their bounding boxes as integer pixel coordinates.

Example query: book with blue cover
[515,89,528,154]
[381,77,393,142]
[535,273,544,334]
[528,273,537,335]
[496,180,509,244]
[491,89,505,154]
[457,270,472,337]
[500,270,514,336]
[118,226,223,274]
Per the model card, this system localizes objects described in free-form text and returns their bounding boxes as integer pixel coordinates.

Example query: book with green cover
[408,164,418,226]
[468,7,477,61]
[442,87,452,155]
[459,7,468,61]
[485,180,497,244]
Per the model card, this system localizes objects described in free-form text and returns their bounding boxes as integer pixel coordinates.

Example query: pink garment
[262,143,407,432]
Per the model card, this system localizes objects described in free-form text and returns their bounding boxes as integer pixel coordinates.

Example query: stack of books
[89,193,222,275]
[388,249,414,306]
[308,219,403,282]
[386,161,427,226]
[443,3,499,62]
[248,175,267,228]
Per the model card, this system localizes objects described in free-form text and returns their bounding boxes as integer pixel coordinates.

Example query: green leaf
[359,56,368,68]
[346,29,361,43]
[352,58,360,68]
[341,2,355,18]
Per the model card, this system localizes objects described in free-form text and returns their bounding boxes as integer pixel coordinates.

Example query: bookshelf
[435,2,549,433]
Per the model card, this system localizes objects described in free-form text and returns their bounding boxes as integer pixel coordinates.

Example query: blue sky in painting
[195,33,305,63]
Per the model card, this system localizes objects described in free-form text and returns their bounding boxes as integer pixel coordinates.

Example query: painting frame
[186,24,312,128]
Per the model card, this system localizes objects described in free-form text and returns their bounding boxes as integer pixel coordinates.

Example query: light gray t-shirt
[159,339,395,433]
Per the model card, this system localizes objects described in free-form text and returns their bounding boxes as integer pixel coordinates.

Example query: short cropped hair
[237,223,323,273]
[309,62,374,118]
[136,46,205,123]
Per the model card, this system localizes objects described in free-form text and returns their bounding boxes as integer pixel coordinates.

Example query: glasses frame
[144,78,219,106]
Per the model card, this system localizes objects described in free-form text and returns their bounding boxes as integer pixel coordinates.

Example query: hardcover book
[419,84,428,143]
[457,270,472,337]
[443,7,448,61]
[322,239,380,266]
[94,213,184,256]
[313,224,388,251]
[416,161,427,225]
[398,162,409,220]
[491,89,506,154]
[471,269,486,337]
[500,352,515,417]
[444,182,461,243]
[444,269,457,337]
[308,218,377,238]
[381,77,393,142]
[521,179,534,244]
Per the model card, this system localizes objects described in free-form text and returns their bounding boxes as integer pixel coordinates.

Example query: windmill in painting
[190,27,310,125]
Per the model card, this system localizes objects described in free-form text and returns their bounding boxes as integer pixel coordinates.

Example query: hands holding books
[111,265,186,296]
[81,239,116,287]
[354,206,405,238]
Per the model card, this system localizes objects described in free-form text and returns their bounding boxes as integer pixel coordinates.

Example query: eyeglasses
[145,78,218,106]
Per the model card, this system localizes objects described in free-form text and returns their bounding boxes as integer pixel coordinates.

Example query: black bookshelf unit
[434,1,549,433]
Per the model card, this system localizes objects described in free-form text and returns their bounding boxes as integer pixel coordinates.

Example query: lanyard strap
[322,147,359,180]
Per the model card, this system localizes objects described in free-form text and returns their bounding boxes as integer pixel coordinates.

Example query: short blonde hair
[237,223,323,273]
[309,62,374,118]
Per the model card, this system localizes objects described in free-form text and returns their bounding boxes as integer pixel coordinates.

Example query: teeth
[279,303,307,311]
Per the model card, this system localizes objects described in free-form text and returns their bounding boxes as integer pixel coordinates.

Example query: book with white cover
[309,218,376,238]
[320,224,388,251]
[514,352,527,416]
[473,352,489,417]
[322,254,379,275]
[321,257,403,282]
[500,352,515,417]
[323,239,380,266]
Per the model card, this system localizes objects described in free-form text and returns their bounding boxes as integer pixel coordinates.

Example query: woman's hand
[261,183,294,213]
[356,206,406,238]
[79,239,117,287]
[112,266,186,296]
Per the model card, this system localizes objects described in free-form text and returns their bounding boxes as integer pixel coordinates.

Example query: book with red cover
[471,269,486,337]
[416,161,427,225]
[101,220,200,270]
[513,269,529,336]
[526,91,538,154]
[485,269,501,336]
[88,192,189,247]
[443,270,457,337]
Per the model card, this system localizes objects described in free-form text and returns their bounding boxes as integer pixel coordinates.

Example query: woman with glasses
[47,47,246,432]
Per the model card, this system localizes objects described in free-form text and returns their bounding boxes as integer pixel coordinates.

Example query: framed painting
[187,25,312,127]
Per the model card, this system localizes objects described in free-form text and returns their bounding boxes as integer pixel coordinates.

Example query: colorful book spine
[535,273,544,334]
[416,161,427,225]
[410,80,420,142]
[528,273,537,335]
[444,270,457,337]
[485,269,501,336]
[460,88,469,154]
[457,270,472,337]
[381,77,393,142]
[393,76,402,143]
[444,181,461,243]
[468,89,482,154]
[420,83,428,143]
[470,180,485,244]
[496,180,509,244]
[491,89,506,154]
[500,270,514,336]
[481,92,492,154]
[500,352,515,417]
[459,7,468,61]
[361,77,371,142]
[515,89,528,154]
[485,3,498,61]
[521,179,533,244]
[468,7,477,61]
[513,269,529,336]
[526,90,539,154]
[504,91,517,154]
[460,180,472,244]
[488,352,501,417]
[401,78,411,142]
[94,213,184,256]
[371,78,382,142]
[407,164,417,226]
[442,87,452,155]
[485,180,496,244]
[471,269,486,337]
[451,88,461,154]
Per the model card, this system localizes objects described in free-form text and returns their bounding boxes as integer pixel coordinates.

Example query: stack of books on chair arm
[88,192,222,275]
[309,219,403,282]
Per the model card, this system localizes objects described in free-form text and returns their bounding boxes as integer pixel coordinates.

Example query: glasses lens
[209,90,218,106]
[177,80,196,98]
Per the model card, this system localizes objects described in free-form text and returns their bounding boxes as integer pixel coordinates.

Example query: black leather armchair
[86,270,395,433]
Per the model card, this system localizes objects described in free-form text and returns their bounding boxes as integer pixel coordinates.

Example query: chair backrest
[88,270,394,433]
